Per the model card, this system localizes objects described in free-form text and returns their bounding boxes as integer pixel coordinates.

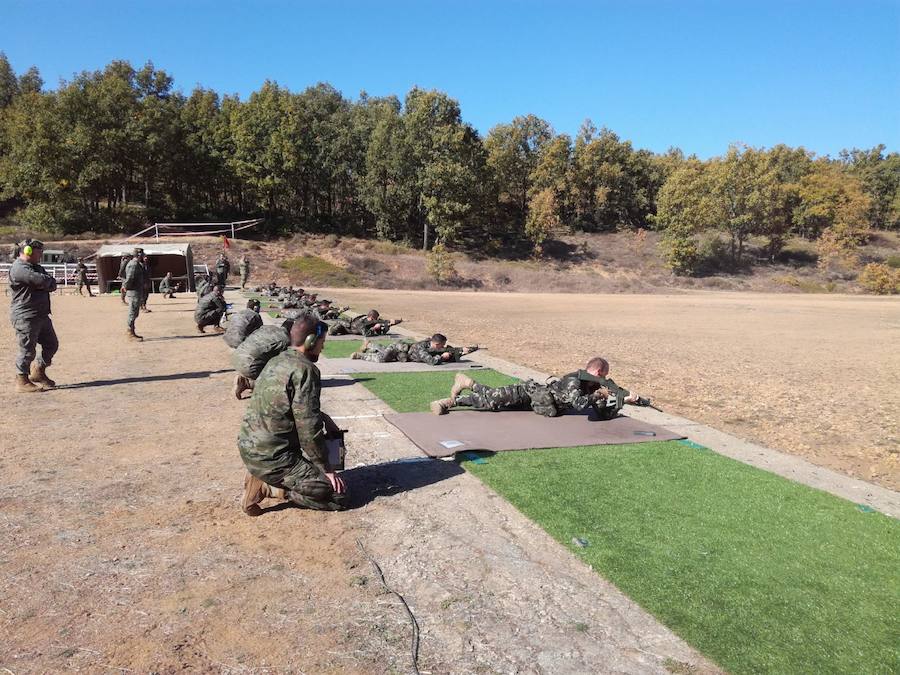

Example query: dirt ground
[326,288,900,490]
[0,291,719,674]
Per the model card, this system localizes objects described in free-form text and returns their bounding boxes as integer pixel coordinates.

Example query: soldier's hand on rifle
[591,386,611,401]
[441,352,452,361]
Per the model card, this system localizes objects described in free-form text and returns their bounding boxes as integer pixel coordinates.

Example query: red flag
[222,235,230,250]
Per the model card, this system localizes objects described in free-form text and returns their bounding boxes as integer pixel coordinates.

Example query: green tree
[0,52,18,108]
[840,145,900,230]
[653,159,715,274]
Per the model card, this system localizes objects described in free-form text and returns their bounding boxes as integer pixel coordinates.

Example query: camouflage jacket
[122,258,144,292]
[231,325,291,379]
[8,258,57,321]
[407,339,465,365]
[75,262,89,280]
[194,292,226,321]
[159,276,173,292]
[237,349,330,481]
[540,372,629,419]
[223,309,263,348]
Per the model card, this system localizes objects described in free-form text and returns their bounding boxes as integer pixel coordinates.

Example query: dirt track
[326,288,900,490]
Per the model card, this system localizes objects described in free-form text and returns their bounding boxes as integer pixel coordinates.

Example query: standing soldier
[215,253,231,288]
[123,247,145,342]
[140,253,153,313]
[117,253,132,305]
[9,239,59,392]
[238,255,250,289]
[74,257,94,297]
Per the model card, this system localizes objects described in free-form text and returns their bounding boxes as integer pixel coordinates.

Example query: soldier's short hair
[291,315,328,348]
[585,357,609,373]
[367,309,380,319]
[431,333,447,345]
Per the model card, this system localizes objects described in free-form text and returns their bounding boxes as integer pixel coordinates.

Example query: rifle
[575,370,663,413]
[427,345,480,362]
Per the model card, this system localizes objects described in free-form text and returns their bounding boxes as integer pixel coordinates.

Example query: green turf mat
[352,371,900,673]
[322,339,396,359]
[464,443,900,673]
[351,369,518,412]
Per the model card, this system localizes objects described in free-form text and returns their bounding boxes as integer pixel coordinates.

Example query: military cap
[25,238,45,249]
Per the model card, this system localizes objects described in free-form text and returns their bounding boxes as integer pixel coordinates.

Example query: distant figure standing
[123,247,145,342]
[117,253,132,304]
[140,254,152,313]
[74,258,94,297]
[215,253,230,288]
[9,239,59,392]
[238,255,250,289]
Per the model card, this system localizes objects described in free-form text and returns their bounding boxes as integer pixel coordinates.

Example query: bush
[885,255,900,269]
[323,234,340,248]
[858,263,900,295]
[426,243,458,285]
[660,235,700,275]
[278,255,359,287]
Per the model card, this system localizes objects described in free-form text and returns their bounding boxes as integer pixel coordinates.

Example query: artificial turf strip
[322,339,396,359]
[352,371,900,673]
[350,369,518,412]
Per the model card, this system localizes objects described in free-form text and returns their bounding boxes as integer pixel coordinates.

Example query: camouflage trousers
[11,316,59,375]
[76,279,93,296]
[240,272,249,288]
[126,290,141,330]
[255,456,347,511]
[196,310,224,329]
[141,286,150,309]
[357,343,410,363]
[456,380,558,416]
[327,321,353,336]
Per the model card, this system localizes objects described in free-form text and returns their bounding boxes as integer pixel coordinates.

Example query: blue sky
[2,0,898,158]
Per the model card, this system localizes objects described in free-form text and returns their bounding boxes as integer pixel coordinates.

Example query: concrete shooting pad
[319,357,485,375]
[384,410,685,458]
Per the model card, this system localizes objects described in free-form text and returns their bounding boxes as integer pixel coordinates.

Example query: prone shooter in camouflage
[350,339,414,363]
[238,316,348,514]
[327,309,402,337]
[407,333,478,365]
[431,356,652,417]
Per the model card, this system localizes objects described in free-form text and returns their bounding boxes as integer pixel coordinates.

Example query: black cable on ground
[356,538,421,675]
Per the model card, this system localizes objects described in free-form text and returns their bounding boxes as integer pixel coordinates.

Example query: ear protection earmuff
[303,322,326,350]
[23,239,33,256]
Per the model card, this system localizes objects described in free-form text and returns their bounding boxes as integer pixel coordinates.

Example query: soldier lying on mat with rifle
[430,356,655,416]
[351,333,479,364]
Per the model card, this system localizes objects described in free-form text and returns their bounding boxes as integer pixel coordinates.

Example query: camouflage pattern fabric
[328,315,388,337]
[12,316,58,375]
[223,309,263,348]
[238,258,249,288]
[123,259,144,330]
[195,293,227,328]
[356,341,412,363]
[75,261,92,295]
[407,339,467,366]
[237,349,346,510]
[456,372,627,419]
[231,325,291,380]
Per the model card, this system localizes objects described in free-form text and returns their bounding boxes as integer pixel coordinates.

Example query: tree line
[1,55,897,274]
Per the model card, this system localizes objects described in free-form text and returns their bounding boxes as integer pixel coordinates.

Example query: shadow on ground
[59,368,234,390]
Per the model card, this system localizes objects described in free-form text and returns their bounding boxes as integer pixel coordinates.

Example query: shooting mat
[318,358,485,375]
[384,410,685,458]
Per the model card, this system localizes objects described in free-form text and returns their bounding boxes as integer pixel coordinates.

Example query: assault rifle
[427,345,480,362]
[576,370,663,413]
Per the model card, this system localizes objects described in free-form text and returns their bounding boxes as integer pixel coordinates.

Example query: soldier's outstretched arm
[10,264,56,290]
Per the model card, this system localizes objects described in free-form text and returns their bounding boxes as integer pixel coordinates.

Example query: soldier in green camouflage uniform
[195,285,227,332]
[9,239,59,392]
[432,356,645,417]
[350,339,413,363]
[238,255,250,289]
[139,254,153,312]
[327,309,402,337]
[195,274,209,299]
[122,247,145,341]
[408,334,477,365]
[74,258,94,297]
[238,317,348,515]
[159,272,176,298]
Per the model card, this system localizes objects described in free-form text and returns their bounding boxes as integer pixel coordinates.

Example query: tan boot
[350,351,363,360]
[126,329,144,342]
[15,373,41,393]
[430,398,454,415]
[241,472,268,515]
[451,373,475,400]
[233,374,251,400]
[29,362,56,389]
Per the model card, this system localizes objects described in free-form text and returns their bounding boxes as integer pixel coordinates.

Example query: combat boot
[126,329,144,342]
[15,374,41,393]
[430,398,454,415]
[350,351,363,360]
[451,373,475,400]
[233,374,253,400]
[29,362,56,389]
[241,473,285,515]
